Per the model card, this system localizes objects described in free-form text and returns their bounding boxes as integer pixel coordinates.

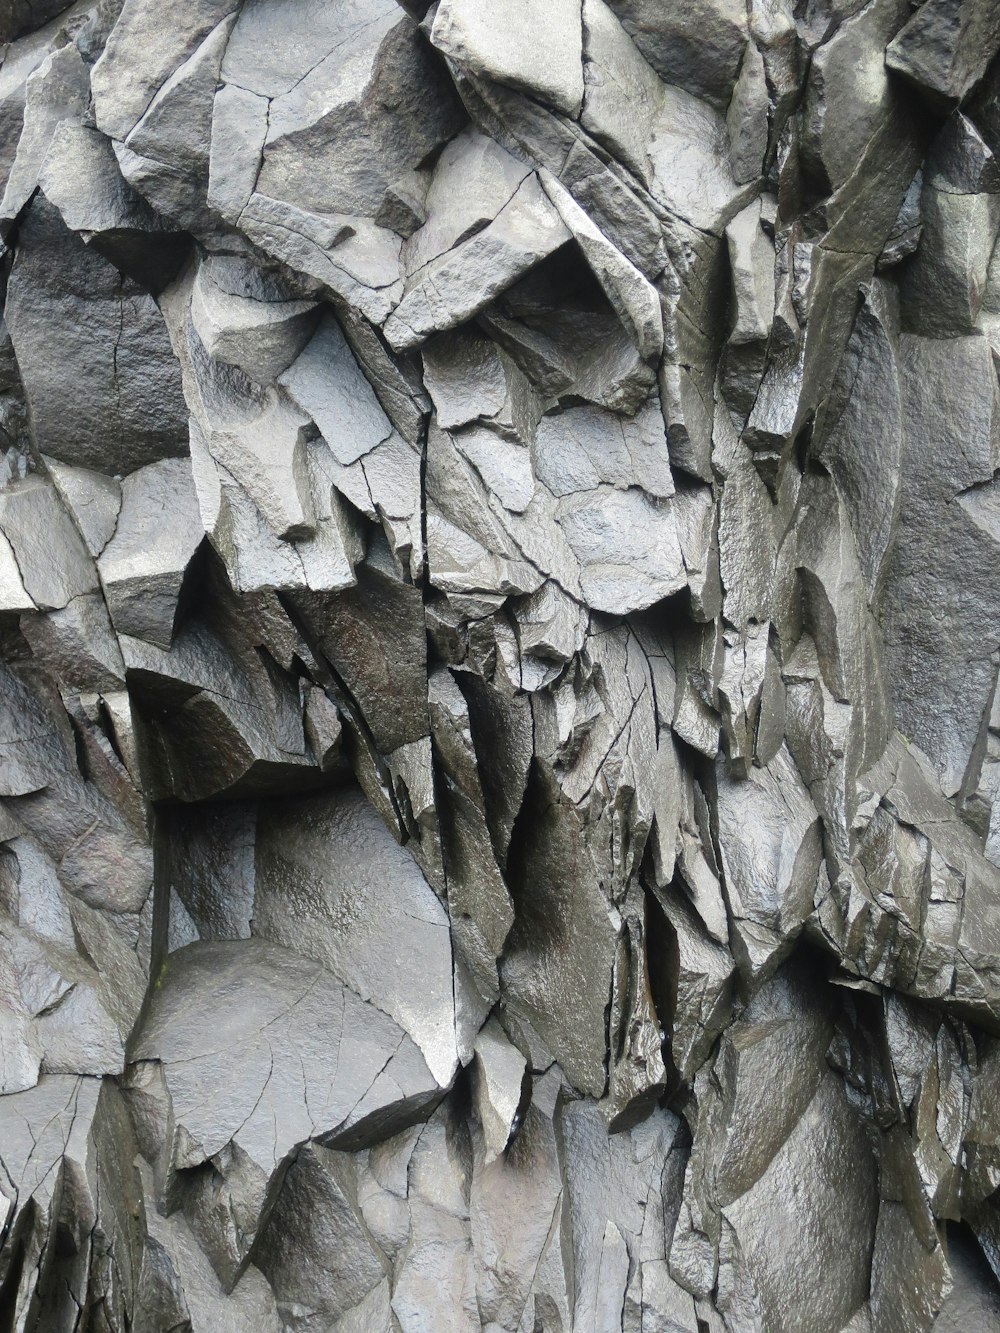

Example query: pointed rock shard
[91,0,240,142]
[385,174,571,351]
[714,744,822,987]
[253,786,458,1087]
[472,1017,528,1162]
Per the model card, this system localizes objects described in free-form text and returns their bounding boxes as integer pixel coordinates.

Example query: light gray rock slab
[714,744,822,985]
[385,174,571,351]
[0,473,96,610]
[253,786,458,1086]
[221,0,397,98]
[207,81,268,222]
[97,456,203,649]
[91,0,239,143]
[581,0,663,183]
[279,312,393,466]
[431,0,584,116]
[0,41,89,222]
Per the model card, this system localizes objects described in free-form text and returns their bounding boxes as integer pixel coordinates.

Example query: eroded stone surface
[0,0,999,1327]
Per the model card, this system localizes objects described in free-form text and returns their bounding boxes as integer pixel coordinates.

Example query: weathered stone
[606,0,749,106]
[5,198,188,473]
[886,0,1000,106]
[98,456,203,649]
[431,0,584,116]
[131,938,444,1285]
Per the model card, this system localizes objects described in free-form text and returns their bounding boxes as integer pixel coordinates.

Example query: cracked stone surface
[1,0,1000,1328]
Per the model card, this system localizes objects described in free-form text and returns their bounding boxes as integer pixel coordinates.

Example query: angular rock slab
[131,939,447,1283]
[253,786,459,1086]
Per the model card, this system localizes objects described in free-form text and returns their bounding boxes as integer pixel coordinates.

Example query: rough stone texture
[1,0,1000,1328]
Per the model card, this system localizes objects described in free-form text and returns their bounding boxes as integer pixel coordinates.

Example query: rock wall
[1,0,1000,1328]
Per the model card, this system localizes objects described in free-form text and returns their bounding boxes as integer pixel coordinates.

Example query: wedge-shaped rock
[131,939,445,1287]
[470,1068,571,1330]
[20,591,126,692]
[289,541,428,755]
[120,566,320,801]
[431,0,584,116]
[647,84,752,234]
[713,744,822,986]
[800,0,911,195]
[540,173,664,361]
[98,456,203,650]
[0,1076,152,1330]
[886,0,1000,105]
[472,1017,528,1163]
[723,1065,879,1330]
[385,173,571,351]
[562,1100,689,1330]
[252,1142,390,1332]
[256,7,462,222]
[190,257,318,385]
[38,122,188,294]
[815,280,902,599]
[279,313,393,466]
[138,1170,283,1333]
[91,0,239,142]
[606,0,748,106]
[254,787,458,1086]
[0,41,88,222]
[581,0,665,183]
[0,473,96,610]
[238,197,404,326]
[45,456,121,557]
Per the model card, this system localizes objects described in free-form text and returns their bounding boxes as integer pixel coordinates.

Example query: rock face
[1,0,1000,1329]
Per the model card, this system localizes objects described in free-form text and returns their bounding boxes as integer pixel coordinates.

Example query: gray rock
[606,0,749,107]
[5,197,189,474]
[431,0,584,116]
[191,257,319,385]
[91,0,239,142]
[385,173,571,351]
[256,10,463,223]
[279,312,394,466]
[886,0,1000,106]
[254,786,458,1086]
[901,178,1000,335]
[0,473,96,610]
[880,334,1000,796]
[714,744,822,985]
[0,40,89,223]
[98,456,203,649]
[5,0,1000,1325]
[131,938,444,1285]
[471,1017,528,1162]
[815,280,902,599]
[253,1142,389,1332]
